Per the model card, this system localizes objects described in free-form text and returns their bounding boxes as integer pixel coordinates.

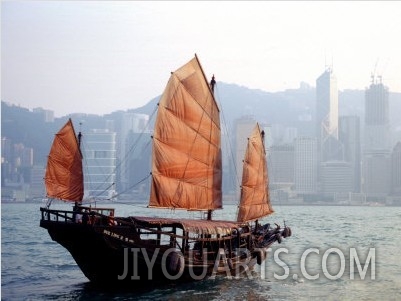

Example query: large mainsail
[44,119,84,202]
[237,123,273,222]
[149,55,222,210]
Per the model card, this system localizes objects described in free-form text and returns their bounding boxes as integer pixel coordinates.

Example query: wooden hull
[40,220,261,284]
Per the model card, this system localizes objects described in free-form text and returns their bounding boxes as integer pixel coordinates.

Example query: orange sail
[237,123,273,222]
[44,119,84,202]
[149,55,222,210]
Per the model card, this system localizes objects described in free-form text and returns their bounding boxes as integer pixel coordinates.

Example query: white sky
[2,1,401,117]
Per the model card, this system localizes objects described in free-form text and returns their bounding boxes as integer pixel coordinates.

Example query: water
[2,203,401,300]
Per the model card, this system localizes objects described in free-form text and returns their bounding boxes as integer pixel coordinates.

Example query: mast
[210,75,216,93]
[78,122,82,150]
[207,74,217,220]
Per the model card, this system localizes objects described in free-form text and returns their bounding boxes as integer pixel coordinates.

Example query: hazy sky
[2,1,401,117]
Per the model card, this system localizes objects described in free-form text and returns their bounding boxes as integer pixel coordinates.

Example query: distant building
[294,137,318,194]
[119,113,150,192]
[33,107,54,122]
[364,78,390,151]
[83,129,117,200]
[29,165,45,199]
[339,116,361,192]
[283,127,298,145]
[316,67,339,162]
[363,77,391,198]
[1,137,13,183]
[362,150,391,198]
[269,144,294,186]
[271,124,297,145]
[391,142,401,196]
[320,161,353,198]
[124,131,152,197]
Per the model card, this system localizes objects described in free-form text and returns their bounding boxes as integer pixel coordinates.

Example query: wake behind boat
[40,55,291,284]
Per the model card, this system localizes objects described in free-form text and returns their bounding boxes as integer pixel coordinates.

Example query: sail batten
[237,123,273,222]
[149,56,222,210]
[44,119,84,202]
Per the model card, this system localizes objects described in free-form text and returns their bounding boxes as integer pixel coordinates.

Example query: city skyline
[2,78,401,204]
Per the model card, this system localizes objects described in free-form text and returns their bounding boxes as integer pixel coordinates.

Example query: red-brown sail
[237,123,273,222]
[44,119,84,202]
[149,56,222,210]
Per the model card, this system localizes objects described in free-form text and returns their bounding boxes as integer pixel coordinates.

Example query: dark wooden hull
[40,207,289,285]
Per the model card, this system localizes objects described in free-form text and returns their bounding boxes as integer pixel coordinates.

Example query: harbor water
[2,202,401,300]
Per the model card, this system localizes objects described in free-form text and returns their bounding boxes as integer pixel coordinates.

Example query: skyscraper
[294,137,318,195]
[363,77,391,198]
[391,142,401,196]
[316,67,340,162]
[320,161,352,197]
[339,116,361,192]
[364,78,390,151]
[119,113,150,191]
[269,144,294,186]
[83,129,117,200]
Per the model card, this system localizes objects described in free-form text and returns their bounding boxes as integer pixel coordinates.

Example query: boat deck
[131,216,249,235]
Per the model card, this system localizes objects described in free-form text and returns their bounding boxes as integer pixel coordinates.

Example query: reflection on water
[39,275,276,301]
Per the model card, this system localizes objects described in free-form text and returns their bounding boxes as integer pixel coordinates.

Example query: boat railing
[40,206,130,227]
[40,207,75,223]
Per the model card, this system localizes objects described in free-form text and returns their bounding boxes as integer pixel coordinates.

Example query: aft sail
[149,55,222,210]
[237,123,273,222]
[44,119,84,202]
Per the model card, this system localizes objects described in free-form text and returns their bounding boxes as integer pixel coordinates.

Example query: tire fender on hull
[167,251,185,275]
[253,249,266,265]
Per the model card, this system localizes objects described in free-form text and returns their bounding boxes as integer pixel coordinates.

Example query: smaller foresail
[237,123,273,222]
[44,119,84,202]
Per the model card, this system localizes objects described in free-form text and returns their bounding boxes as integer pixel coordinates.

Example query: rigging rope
[81,104,158,201]
[107,174,151,202]
[214,84,242,189]
[214,83,242,220]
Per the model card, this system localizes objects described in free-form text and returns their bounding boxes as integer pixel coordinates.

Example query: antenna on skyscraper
[323,51,334,73]
[371,58,379,84]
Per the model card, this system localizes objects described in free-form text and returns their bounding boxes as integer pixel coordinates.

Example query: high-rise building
[362,150,391,198]
[339,116,361,192]
[363,77,391,198]
[391,142,401,196]
[269,144,294,186]
[364,78,390,151]
[124,131,152,197]
[83,129,117,200]
[119,113,150,191]
[320,161,353,197]
[316,67,339,162]
[29,165,45,199]
[294,137,318,194]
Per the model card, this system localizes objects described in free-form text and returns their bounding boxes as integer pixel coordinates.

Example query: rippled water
[2,203,401,300]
